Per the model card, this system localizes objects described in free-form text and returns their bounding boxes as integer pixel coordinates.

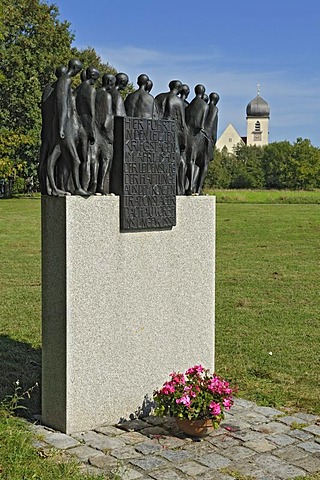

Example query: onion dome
[246,94,270,118]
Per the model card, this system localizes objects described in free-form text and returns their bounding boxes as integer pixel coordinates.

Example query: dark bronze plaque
[111,117,176,231]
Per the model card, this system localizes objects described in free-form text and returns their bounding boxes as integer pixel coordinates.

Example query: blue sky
[54,0,320,146]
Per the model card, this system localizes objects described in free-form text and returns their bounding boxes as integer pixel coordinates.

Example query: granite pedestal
[42,195,215,433]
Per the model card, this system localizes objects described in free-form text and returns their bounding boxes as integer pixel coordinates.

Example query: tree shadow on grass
[0,335,41,419]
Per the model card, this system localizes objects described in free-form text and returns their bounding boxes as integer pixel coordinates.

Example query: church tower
[246,86,270,146]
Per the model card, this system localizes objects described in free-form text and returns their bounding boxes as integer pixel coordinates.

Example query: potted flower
[153,365,235,437]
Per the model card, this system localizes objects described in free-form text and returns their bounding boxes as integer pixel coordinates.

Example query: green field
[0,191,320,477]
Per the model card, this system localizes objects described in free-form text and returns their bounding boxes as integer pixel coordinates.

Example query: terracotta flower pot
[175,417,219,437]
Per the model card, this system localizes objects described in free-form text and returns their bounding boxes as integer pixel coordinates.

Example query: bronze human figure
[74,66,100,191]
[93,73,114,194]
[38,65,67,195]
[46,59,88,196]
[185,84,209,194]
[155,80,187,195]
[124,74,155,119]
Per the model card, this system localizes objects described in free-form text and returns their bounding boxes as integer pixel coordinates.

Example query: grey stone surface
[298,440,320,453]
[66,445,102,462]
[253,453,307,479]
[176,460,210,476]
[42,195,215,433]
[27,397,320,480]
[303,424,320,436]
[148,469,185,480]
[42,431,80,449]
[266,433,296,447]
[197,452,232,469]
[130,455,168,471]
[72,430,126,450]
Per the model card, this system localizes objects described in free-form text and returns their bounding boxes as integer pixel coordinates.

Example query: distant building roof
[246,94,270,118]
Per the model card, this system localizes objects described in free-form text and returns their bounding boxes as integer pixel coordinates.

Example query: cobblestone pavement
[29,398,320,479]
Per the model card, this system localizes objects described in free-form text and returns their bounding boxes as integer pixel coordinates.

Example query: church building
[216,88,270,153]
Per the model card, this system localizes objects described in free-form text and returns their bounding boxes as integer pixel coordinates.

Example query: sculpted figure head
[194,84,205,97]
[67,59,83,77]
[55,66,68,78]
[86,66,100,82]
[137,74,149,89]
[102,74,116,91]
[146,79,153,93]
[168,80,182,93]
[210,92,220,105]
[203,93,209,103]
[180,84,190,99]
[115,72,129,91]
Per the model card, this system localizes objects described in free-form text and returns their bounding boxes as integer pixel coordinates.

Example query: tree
[231,144,264,189]
[0,0,126,184]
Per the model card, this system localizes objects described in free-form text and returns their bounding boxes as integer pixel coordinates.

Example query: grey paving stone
[157,436,188,448]
[292,454,320,473]
[118,419,148,431]
[130,455,168,471]
[288,429,313,441]
[148,468,185,479]
[222,459,274,479]
[226,429,264,442]
[66,445,102,462]
[140,426,170,437]
[207,434,241,449]
[243,438,276,453]
[222,445,255,460]
[303,424,320,436]
[232,398,257,409]
[265,433,296,447]
[41,431,80,450]
[298,440,320,453]
[111,464,144,479]
[276,415,306,426]
[78,464,104,477]
[110,445,143,459]
[73,430,126,451]
[88,452,118,469]
[195,472,234,480]
[158,449,191,462]
[253,406,284,418]
[253,453,307,479]
[94,425,126,436]
[143,416,168,426]
[176,460,210,476]
[197,452,232,469]
[271,445,309,461]
[253,422,290,435]
[221,419,252,431]
[293,412,320,423]
[239,411,269,424]
[135,441,164,455]
[121,431,147,444]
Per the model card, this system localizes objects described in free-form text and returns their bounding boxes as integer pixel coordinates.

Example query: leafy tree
[205,147,232,189]
[231,144,264,189]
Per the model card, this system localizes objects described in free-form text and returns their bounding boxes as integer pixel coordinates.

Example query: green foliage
[206,139,320,190]
[0,0,124,184]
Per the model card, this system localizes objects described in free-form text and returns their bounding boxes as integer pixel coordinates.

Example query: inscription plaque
[110,117,177,231]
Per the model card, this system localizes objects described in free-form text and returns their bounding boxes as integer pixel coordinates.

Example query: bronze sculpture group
[38,59,219,196]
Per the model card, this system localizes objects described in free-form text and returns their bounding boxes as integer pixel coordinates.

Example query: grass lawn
[0,191,320,477]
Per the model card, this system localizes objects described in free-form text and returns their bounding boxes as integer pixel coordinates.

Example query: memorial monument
[41,60,218,433]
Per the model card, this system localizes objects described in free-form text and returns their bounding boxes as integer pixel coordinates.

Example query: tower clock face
[253,132,262,141]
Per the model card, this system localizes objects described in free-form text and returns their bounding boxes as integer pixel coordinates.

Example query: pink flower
[185,365,205,376]
[223,398,233,410]
[176,395,191,408]
[160,382,175,395]
[209,401,221,416]
[170,372,186,385]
